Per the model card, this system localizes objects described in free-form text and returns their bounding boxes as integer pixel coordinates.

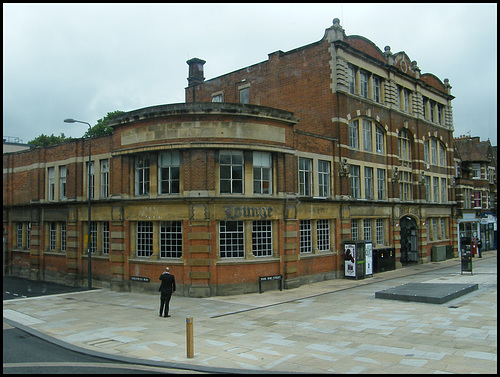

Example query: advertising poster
[365,242,373,276]
[344,243,356,277]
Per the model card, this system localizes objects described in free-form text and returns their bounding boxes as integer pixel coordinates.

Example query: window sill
[129,257,183,264]
[299,251,335,259]
[216,256,280,265]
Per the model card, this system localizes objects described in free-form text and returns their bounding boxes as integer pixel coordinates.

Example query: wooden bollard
[186,317,194,358]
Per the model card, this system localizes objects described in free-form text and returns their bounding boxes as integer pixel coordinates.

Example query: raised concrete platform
[374,282,479,304]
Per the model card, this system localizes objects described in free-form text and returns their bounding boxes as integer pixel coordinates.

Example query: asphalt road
[3,276,88,301]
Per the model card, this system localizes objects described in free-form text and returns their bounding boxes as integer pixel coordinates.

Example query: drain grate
[87,338,124,348]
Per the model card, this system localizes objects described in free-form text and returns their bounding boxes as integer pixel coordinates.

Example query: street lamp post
[64,118,92,289]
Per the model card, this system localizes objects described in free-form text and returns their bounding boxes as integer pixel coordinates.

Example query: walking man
[159,267,176,317]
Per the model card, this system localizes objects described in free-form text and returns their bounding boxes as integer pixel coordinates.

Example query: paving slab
[374,282,479,304]
[3,251,497,374]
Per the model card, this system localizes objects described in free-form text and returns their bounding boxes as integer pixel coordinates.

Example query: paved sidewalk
[3,251,497,373]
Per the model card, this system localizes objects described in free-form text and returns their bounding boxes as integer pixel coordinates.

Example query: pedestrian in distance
[159,267,176,317]
[477,239,482,258]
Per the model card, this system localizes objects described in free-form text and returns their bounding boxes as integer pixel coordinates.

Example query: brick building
[454,136,497,251]
[3,19,459,296]
[186,19,457,267]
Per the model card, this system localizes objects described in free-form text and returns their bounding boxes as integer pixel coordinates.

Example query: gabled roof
[454,137,491,162]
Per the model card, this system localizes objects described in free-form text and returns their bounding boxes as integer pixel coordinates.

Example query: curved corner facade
[3,19,474,297]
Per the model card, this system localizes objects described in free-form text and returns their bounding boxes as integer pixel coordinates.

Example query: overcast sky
[3,3,497,146]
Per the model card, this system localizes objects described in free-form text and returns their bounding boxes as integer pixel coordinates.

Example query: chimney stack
[187,58,206,87]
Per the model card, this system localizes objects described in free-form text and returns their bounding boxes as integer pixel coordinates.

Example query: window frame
[398,129,411,161]
[219,220,245,258]
[364,166,374,199]
[137,221,153,257]
[376,219,384,245]
[348,64,356,94]
[363,119,372,152]
[316,219,330,252]
[239,86,250,104]
[318,160,331,198]
[86,161,95,199]
[360,70,369,98]
[102,221,109,254]
[158,151,180,195]
[252,220,273,257]
[160,220,183,258]
[253,151,272,195]
[220,150,244,194]
[375,127,384,154]
[48,167,55,201]
[135,155,150,196]
[349,120,359,149]
[299,220,312,254]
[49,222,57,251]
[100,159,109,198]
[472,163,481,179]
[350,165,360,199]
[377,168,386,200]
[59,166,67,200]
[298,157,312,196]
[373,75,381,103]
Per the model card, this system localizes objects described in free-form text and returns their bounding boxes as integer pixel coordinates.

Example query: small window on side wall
[239,87,249,104]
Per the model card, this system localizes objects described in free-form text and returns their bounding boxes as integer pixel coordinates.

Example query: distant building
[3,137,33,154]
[454,136,497,250]
[4,19,479,296]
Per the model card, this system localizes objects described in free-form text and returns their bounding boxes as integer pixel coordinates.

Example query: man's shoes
[164,315,171,317]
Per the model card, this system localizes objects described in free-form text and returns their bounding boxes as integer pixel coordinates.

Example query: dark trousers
[160,292,172,316]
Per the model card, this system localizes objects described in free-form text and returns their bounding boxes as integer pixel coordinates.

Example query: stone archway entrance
[400,216,418,265]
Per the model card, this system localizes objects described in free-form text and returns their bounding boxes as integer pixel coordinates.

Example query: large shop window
[252,220,272,257]
[219,221,244,258]
[137,221,153,257]
[220,151,244,194]
[317,219,330,252]
[160,221,183,258]
[300,220,312,253]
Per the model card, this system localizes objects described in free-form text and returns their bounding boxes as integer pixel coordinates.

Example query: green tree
[27,110,124,146]
[83,110,124,138]
[28,133,72,147]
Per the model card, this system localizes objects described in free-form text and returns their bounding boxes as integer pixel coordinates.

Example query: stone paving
[3,251,497,373]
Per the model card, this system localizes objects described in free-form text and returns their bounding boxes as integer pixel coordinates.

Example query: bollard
[186,317,194,358]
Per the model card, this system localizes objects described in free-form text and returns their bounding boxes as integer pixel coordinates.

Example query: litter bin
[373,247,396,273]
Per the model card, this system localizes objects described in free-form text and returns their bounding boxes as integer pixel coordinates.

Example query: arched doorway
[400,216,418,265]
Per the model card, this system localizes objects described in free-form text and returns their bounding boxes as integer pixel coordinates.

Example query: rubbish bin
[373,247,396,273]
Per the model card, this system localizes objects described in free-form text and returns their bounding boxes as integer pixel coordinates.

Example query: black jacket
[159,272,176,293]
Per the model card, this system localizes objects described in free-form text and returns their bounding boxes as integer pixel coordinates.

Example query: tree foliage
[28,133,72,147]
[83,110,124,138]
[27,110,124,147]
